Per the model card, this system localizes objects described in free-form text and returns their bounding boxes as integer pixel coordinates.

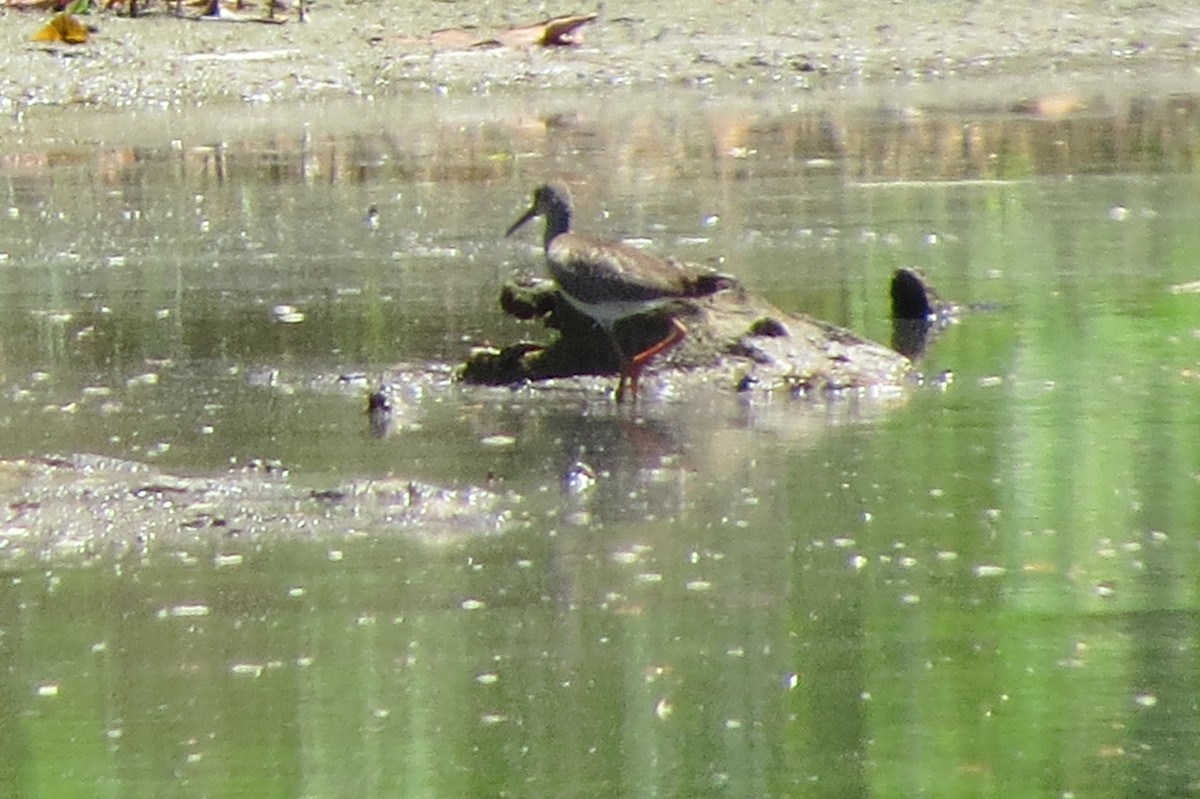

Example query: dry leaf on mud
[493,12,597,47]
[429,26,482,49]
[96,0,295,22]
[31,11,89,43]
[191,0,297,23]
[429,12,597,50]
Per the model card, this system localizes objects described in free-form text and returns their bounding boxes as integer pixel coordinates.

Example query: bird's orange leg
[615,318,688,402]
[631,318,688,368]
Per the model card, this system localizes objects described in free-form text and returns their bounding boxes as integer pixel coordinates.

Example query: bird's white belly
[559,290,670,330]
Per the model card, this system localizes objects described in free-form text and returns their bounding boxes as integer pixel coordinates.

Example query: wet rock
[460,274,912,396]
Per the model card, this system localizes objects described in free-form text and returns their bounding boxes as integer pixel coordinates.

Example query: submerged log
[460,273,914,396]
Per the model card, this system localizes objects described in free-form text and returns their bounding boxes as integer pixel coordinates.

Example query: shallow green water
[2,81,1199,797]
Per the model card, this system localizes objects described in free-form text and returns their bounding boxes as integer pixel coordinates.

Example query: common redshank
[506,182,732,401]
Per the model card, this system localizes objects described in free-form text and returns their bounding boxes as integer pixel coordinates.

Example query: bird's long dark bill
[505,205,537,237]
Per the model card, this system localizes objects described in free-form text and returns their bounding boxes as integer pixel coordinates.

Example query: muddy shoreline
[4,0,1199,114]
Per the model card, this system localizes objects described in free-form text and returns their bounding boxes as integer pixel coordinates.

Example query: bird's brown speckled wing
[547,233,722,304]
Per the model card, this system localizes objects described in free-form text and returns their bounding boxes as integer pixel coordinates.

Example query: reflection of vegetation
[7,93,1200,190]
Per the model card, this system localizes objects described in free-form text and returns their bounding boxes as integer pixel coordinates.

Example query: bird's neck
[543,203,572,251]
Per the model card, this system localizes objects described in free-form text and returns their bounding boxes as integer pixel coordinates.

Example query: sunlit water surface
[1,80,1199,798]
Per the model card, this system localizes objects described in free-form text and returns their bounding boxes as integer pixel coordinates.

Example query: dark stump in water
[460,273,916,396]
[889,267,962,359]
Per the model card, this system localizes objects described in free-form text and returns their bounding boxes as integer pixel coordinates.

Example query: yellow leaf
[31,12,90,44]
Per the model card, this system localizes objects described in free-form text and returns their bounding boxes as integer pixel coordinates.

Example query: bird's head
[505,183,574,244]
